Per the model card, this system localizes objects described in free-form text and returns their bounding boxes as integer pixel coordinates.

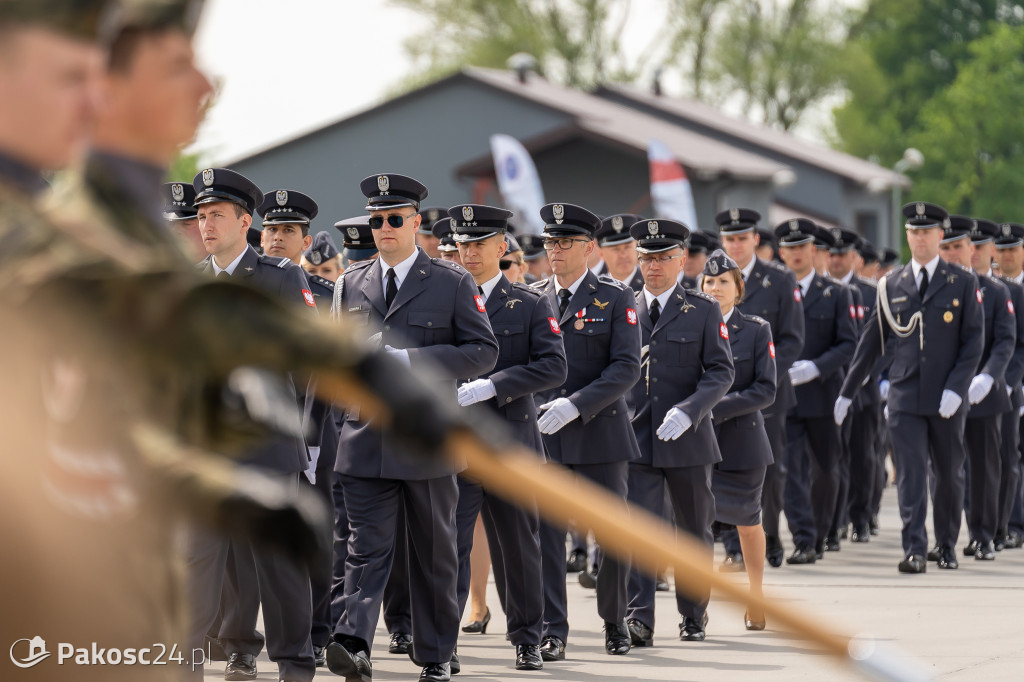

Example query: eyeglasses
[543,237,590,251]
[638,254,683,265]
[368,213,417,229]
[499,260,517,270]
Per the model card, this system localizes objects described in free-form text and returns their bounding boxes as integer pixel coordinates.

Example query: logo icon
[201,169,215,187]
[789,219,799,233]
[552,204,565,224]
[276,190,288,206]
[347,227,360,240]
[10,636,51,668]
[611,216,623,232]
[709,259,719,275]
[462,206,474,223]
[377,175,389,194]
[171,183,184,202]
[310,251,322,265]
[729,208,740,222]
[916,202,925,216]
[647,221,659,235]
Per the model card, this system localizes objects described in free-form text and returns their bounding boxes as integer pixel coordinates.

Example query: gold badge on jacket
[943,311,953,323]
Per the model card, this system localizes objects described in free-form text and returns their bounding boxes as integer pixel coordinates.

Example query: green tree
[910,23,1024,220]
[166,152,201,184]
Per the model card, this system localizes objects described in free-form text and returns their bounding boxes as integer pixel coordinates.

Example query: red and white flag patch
[857,305,866,319]
[769,342,776,359]
[976,289,983,304]
[626,309,638,325]
[474,295,486,312]
[793,288,802,302]
[1009,300,1015,314]
[548,317,561,334]
[720,323,729,340]
[302,289,316,307]
[849,305,857,319]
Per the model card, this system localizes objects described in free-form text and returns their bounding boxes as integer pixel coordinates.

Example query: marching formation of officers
[4,4,1024,682]
[160,162,1024,682]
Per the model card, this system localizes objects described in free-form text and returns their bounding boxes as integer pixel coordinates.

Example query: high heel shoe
[744,609,766,631]
[461,607,491,634]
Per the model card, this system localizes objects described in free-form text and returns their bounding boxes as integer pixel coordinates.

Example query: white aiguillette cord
[876,274,925,351]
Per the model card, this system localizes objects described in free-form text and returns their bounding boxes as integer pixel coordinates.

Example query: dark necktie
[919,268,929,299]
[558,288,571,317]
[650,298,661,325]
[478,285,485,301]
[385,268,398,308]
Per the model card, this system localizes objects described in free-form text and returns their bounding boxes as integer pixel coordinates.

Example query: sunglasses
[369,213,417,229]
[499,260,518,270]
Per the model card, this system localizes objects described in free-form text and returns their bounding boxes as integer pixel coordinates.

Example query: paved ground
[206,485,1024,681]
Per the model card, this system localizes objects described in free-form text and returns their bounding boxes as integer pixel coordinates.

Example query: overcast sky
[191,1,838,164]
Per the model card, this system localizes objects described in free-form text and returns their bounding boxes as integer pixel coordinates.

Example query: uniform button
[560,389,567,395]
[652,377,658,383]
[588,329,594,334]
[427,321,433,327]
[653,396,659,402]
[652,358,658,364]
[384,325,391,331]
[504,329,510,336]
[611,410,617,415]
[506,397,512,403]
[651,341,657,347]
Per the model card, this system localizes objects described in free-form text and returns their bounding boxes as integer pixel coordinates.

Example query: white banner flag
[490,134,546,235]
[648,138,699,230]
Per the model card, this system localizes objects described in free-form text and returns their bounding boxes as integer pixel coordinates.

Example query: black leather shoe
[604,621,630,655]
[851,528,870,543]
[926,545,941,562]
[898,554,926,574]
[205,636,227,662]
[461,607,491,634]
[419,662,451,682]
[869,516,880,535]
[388,632,412,655]
[786,547,817,565]
[515,644,543,670]
[566,549,586,573]
[824,536,840,552]
[719,552,745,572]
[326,641,372,681]
[963,540,979,557]
[975,541,996,560]
[314,645,326,667]
[626,618,653,647]
[539,636,565,661]
[224,653,257,681]
[1006,530,1024,548]
[450,650,460,675]
[994,532,1007,551]
[814,539,825,560]
[765,535,784,568]
[679,613,708,641]
[578,569,598,589]
[938,546,959,569]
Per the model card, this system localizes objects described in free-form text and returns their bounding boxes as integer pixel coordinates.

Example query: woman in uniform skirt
[701,250,777,629]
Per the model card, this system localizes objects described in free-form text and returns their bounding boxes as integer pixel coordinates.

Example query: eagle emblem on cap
[612,216,623,232]
[310,252,322,265]
[428,209,439,222]
[729,208,740,222]
[377,175,390,194]
[709,260,719,275]
[1003,224,1012,236]
[171,183,185,202]
[943,217,951,229]
[347,227,360,240]
[916,202,925,216]
[462,206,474,223]
[647,221,659,235]
[202,169,215,187]
[276,190,288,206]
[553,204,565,224]
[831,227,841,240]
[789,219,799,233]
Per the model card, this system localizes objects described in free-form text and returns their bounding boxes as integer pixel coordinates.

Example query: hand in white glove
[537,398,580,434]
[458,378,497,406]
[938,389,962,419]
[833,397,853,426]
[1019,405,1024,418]
[879,379,890,402]
[1007,385,1014,398]
[788,359,821,386]
[384,344,410,368]
[656,407,693,441]
[968,374,994,405]
[884,404,890,421]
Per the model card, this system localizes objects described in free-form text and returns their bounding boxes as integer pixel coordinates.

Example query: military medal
[944,311,953,323]
[575,308,586,330]
[953,298,959,307]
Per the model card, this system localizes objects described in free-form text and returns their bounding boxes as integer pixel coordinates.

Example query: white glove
[1007,385,1014,398]
[788,360,821,386]
[879,379,890,402]
[384,344,410,368]
[884,404,889,421]
[458,379,496,406]
[968,374,994,405]
[833,397,853,426]
[656,407,693,441]
[303,446,321,484]
[1019,405,1024,418]
[537,398,580,434]
[938,389,962,419]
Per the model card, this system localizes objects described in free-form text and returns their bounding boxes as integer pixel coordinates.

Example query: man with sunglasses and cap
[530,202,642,660]
[777,220,857,565]
[595,213,644,292]
[938,217,1016,562]
[623,218,734,647]
[451,203,567,671]
[993,222,1024,550]
[836,202,984,574]
[717,209,805,569]
[326,173,497,682]
[189,166,319,682]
